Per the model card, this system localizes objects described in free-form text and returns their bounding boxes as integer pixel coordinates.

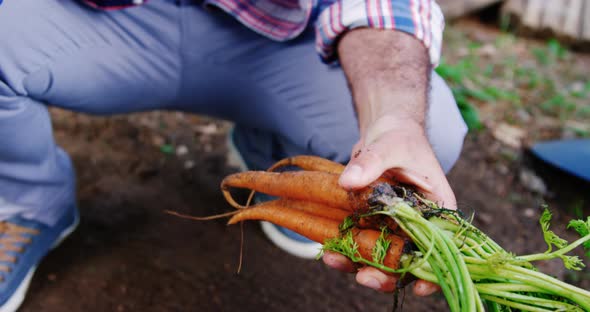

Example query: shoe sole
[0,211,80,312]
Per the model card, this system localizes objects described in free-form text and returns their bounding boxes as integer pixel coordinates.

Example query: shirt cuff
[315,0,444,66]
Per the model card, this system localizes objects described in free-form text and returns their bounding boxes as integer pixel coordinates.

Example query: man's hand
[339,118,456,208]
[321,28,456,295]
[325,119,454,295]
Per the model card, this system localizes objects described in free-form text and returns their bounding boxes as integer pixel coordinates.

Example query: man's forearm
[338,28,431,141]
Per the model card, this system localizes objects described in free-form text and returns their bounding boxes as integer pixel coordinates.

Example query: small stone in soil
[519,169,547,195]
[523,208,536,218]
[152,135,165,147]
[476,212,493,225]
[176,145,189,156]
[184,160,195,170]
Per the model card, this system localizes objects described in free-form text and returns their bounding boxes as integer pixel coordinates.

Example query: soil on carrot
[20,22,589,312]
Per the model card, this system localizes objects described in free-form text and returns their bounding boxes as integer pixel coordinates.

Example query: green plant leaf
[338,216,355,233]
[547,39,568,60]
[456,97,483,131]
[533,47,550,65]
[435,62,463,84]
[466,88,496,102]
[160,144,174,155]
[540,209,568,252]
[371,227,392,264]
[567,217,590,257]
[322,230,360,262]
[561,255,585,270]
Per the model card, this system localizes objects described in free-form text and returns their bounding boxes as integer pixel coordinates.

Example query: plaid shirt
[82,0,444,64]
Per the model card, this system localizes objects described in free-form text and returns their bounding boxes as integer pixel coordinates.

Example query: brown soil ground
[17,108,588,312]
[17,21,590,312]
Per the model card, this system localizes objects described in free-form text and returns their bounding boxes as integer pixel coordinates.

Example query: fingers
[356,267,441,295]
[340,130,421,190]
[355,267,397,292]
[323,253,396,292]
[339,130,457,209]
[339,141,388,189]
[385,168,433,193]
[339,147,396,190]
[323,252,397,293]
[423,175,457,210]
[322,251,356,273]
[323,252,440,295]
[413,280,441,297]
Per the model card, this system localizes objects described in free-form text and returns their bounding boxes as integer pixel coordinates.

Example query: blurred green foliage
[436,33,589,135]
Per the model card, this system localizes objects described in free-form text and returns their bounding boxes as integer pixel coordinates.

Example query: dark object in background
[527,139,590,218]
[531,139,590,183]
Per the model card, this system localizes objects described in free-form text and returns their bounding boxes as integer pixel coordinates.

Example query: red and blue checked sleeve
[315,0,444,66]
[81,0,146,10]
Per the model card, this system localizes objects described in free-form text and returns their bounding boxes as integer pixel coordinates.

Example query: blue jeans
[0,0,467,225]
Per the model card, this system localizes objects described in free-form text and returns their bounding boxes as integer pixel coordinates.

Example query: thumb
[338,142,392,190]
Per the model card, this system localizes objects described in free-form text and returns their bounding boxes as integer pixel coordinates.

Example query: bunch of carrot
[187,155,590,311]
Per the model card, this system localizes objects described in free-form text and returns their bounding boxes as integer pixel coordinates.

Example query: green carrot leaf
[567,217,590,257]
[322,231,360,262]
[560,254,585,271]
[338,216,355,233]
[485,252,512,268]
[540,209,568,252]
[567,217,590,241]
[371,227,392,264]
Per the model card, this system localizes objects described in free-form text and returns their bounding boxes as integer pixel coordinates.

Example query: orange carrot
[267,156,392,185]
[228,203,405,269]
[265,198,350,221]
[267,155,345,174]
[221,171,373,211]
[352,228,405,269]
[228,203,341,243]
[239,156,344,210]
[243,156,346,208]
